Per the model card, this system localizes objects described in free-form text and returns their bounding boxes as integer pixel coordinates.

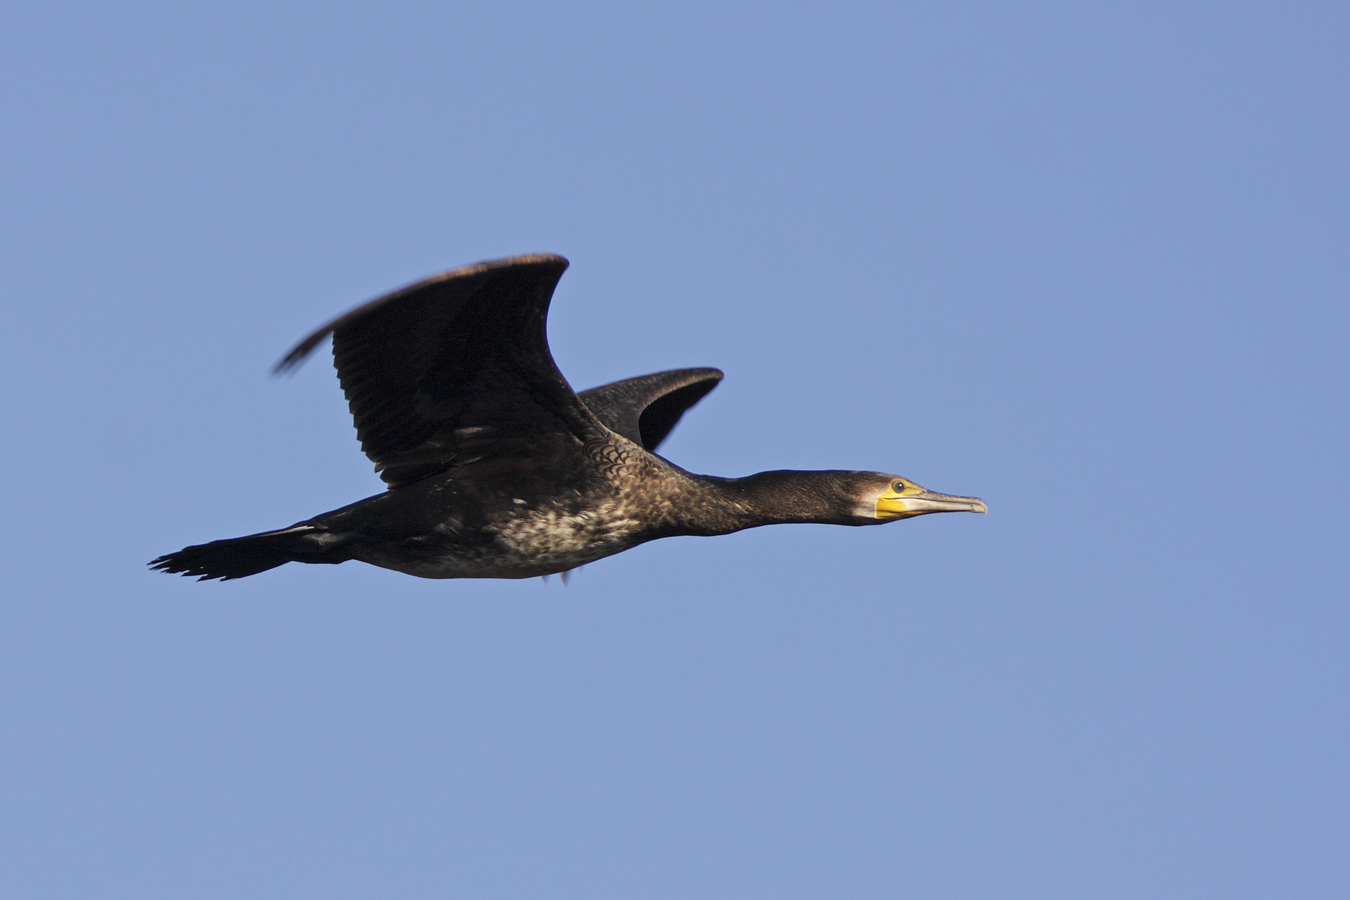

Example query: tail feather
[150,525,334,581]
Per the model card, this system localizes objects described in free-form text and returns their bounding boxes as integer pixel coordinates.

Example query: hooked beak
[876,487,988,520]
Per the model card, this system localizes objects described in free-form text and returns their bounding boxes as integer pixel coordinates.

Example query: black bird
[151,254,985,582]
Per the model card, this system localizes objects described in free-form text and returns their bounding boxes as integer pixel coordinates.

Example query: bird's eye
[891,480,907,493]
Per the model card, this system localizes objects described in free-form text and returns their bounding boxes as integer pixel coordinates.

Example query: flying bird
[151,254,985,582]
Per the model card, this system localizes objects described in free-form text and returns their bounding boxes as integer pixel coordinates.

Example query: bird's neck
[668,469,867,536]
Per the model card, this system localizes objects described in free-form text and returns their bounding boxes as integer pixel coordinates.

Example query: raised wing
[578,368,723,452]
[276,254,608,487]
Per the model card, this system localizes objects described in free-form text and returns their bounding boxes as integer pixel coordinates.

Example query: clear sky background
[2,2,1346,897]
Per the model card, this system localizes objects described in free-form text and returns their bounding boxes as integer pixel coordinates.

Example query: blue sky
[2,2,1347,897]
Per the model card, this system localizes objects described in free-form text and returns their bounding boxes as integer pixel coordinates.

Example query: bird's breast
[486,497,649,570]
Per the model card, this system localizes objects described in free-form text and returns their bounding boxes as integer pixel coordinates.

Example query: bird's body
[152,254,985,582]
[238,444,671,581]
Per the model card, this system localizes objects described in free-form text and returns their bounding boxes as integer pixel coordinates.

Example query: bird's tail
[149,524,339,581]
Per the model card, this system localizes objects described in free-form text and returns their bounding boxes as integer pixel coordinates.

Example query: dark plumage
[151,254,985,582]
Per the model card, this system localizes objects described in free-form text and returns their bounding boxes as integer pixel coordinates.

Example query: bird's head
[860,474,987,522]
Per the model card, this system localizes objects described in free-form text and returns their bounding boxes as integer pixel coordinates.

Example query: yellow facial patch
[875,479,920,520]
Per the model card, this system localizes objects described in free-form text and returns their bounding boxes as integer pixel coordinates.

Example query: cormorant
[150,254,985,581]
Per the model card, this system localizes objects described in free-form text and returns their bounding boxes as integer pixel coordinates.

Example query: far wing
[277,254,608,487]
[578,368,723,452]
